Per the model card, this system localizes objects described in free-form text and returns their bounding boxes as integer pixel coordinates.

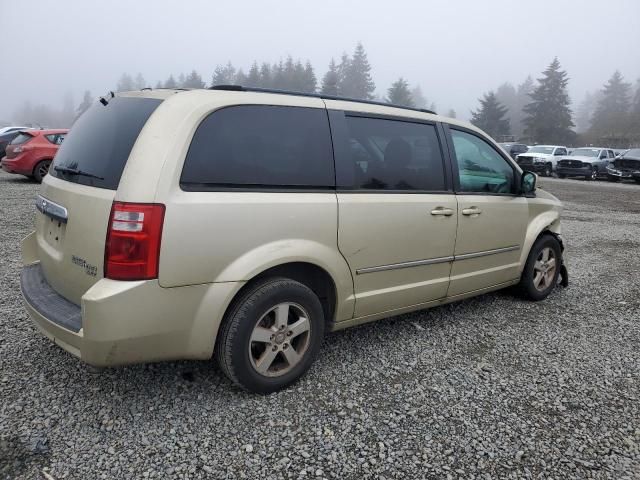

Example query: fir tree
[386,78,413,107]
[134,73,146,90]
[183,70,205,88]
[321,59,340,96]
[590,71,632,138]
[116,73,134,92]
[164,74,177,88]
[471,91,510,138]
[246,62,261,87]
[340,43,375,100]
[523,58,575,144]
[75,90,93,121]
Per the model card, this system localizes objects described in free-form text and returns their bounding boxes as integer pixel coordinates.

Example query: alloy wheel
[248,302,311,377]
[533,247,557,292]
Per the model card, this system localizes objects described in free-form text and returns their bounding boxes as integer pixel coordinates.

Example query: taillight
[104,202,165,281]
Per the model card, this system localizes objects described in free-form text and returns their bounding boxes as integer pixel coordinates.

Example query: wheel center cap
[274,332,286,344]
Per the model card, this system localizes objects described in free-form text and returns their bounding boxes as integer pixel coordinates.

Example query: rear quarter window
[180,105,335,189]
[10,133,34,145]
[50,97,162,190]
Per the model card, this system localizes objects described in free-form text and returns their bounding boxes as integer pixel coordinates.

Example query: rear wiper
[54,165,104,180]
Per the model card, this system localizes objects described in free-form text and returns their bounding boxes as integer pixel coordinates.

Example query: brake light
[104,202,165,280]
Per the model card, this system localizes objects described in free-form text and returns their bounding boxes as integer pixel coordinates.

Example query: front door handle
[430,207,454,216]
[461,207,482,216]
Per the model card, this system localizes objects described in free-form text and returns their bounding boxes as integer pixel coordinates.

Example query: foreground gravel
[1,172,639,479]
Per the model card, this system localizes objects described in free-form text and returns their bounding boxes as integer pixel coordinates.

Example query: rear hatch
[5,131,36,159]
[36,96,162,305]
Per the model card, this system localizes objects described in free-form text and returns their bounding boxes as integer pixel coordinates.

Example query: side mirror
[521,171,537,195]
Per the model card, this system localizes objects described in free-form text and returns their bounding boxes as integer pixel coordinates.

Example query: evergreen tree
[177,73,186,87]
[116,73,134,92]
[235,69,247,86]
[75,91,93,121]
[590,71,632,139]
[386,78,414,107]
[471,91,510,139]
[321,59,340,96]
[272,60,285,89]
[523,58,574,144]
[211,62,234,85]
[246,62,261,87]
[154,81,163,89]
[512,76,534,138]
[259,62,272,88]
[447,108,457,118]
[183,70,205,88]
[302,61,317,93]
[410,85,427,109]
[134,73,146,90]
[164,74,177,88]
[575,90,602,133]
[340,43,375,99]
[631,79,640,133]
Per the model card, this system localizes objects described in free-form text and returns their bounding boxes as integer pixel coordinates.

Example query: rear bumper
[1,156,31,175]
[20,236,242,367]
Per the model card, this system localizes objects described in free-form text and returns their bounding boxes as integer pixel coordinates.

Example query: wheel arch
[519,211,562,274]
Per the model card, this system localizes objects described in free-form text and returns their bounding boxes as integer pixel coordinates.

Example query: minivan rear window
[180,105,335,189]
[50,97,162,190]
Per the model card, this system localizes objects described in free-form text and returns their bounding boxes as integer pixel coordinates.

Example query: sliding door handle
[461,207,482,216]
[430,207,454,216]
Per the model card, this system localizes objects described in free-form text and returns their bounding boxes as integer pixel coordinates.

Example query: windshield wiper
[54,165,104,180]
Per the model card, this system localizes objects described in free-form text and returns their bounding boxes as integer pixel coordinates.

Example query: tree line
[471,58,640,147]
[10,45,639,148]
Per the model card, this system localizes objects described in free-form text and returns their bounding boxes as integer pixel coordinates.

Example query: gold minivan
[21,86,567,393]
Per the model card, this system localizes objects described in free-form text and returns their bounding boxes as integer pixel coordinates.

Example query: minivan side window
[337,116,446,191]
[450,129,515,194]
[181,105,334,189]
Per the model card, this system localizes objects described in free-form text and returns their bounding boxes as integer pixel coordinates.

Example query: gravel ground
[1,171,639,479]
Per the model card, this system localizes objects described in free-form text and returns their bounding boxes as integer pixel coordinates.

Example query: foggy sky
[1,0,639,122]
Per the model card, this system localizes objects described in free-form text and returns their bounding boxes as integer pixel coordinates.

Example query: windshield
[570,148,599,157]
[50,97,162,190]
[527,146,554,154]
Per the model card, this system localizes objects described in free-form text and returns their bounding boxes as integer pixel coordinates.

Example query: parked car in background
[1,129,68,182]
[606,148,640,183]
[0,129,34,159]
[499,142,528,160]
[556,147,615,180]
[516,145,568,177]
[0,125,31,135]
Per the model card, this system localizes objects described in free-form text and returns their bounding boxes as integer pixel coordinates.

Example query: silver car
[556,147,615,180]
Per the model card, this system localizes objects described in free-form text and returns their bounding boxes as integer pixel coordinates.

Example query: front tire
[587,166,597,181]
[558,173,567,179]
[518,235,562,301]
[215,277,325,393]
[607,175,620,182]
[543,164,552,177]
[33,159,51,183]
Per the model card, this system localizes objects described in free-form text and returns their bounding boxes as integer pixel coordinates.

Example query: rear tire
[215,277,325,394]
[558,174,566,179]
[634,178,640,184]
[518,234,562,301]
[33,160,51,183]
[607,176,620,182]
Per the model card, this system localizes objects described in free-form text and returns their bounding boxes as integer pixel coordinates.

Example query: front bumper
[557,166,592,177]
[518,162,550,173]
[607,169,636,179]
[20,235,241,366]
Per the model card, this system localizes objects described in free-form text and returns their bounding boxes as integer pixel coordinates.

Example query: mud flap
[559,261,569,288]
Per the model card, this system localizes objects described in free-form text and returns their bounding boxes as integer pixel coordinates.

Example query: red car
[1,129,68,182]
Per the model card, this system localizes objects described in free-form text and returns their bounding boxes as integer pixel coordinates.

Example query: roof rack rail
[209,85,437,115]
